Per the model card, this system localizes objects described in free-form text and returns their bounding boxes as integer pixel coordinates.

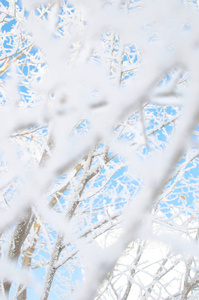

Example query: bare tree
[0,0,199,299]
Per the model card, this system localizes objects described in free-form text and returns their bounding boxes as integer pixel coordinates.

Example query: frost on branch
[1,0,199,299]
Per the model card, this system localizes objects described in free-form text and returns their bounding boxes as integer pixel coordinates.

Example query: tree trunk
[3,209,32,296]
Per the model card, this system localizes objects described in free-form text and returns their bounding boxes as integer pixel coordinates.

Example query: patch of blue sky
[20,67,44,86]
[119,131,135,142]
[117,105,177,169]
[3,36,15,53]
[159,162,199,218]
[1,43,35,91]
[18,88,32,106]
[121,69,137,83]
[0,0,9,8]
[166,106,179,116]
[74,119,90,134]
[114,197,128,210]
[153,125,172,144]
[123,46,139,62]
[2,18,17,33]
[83,168,136,214]
[19,85,31,103]
[109,165,127,181]
[59,1,75,16]
[23,46,42,62]
[124,105,199,220]
[92,195,112,213]
[34,0,77,39]
[26,287,43,300]
[159,206,172,219]
[26,265,46,299]
[82,193,102,215]
[71,265,82,283]
[140,145,152,156]
[35,6,43,17]
[145,107,176,132]
[16,0,22,9]
[49,190,70,210]
[184,160,199,179]
[21,65,35,78]
[158,73,172,87]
